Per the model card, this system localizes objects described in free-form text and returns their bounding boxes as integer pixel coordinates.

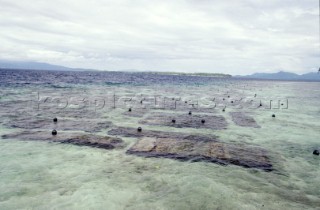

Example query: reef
[230,112,261,128]
[4,117,113,132]
[139,112,228,129]
[108,126,273,171]
[108,126,218,141]
[2,131,125,149]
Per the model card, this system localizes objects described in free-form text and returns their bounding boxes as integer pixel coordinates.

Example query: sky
[0,0,318,75]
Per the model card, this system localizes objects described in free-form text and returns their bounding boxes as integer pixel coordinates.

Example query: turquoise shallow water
[0,71,320,210]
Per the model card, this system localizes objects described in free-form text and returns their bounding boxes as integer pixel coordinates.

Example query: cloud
[0,0,318,74]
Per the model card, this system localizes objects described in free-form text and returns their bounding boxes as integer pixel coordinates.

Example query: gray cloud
[0,0,318,74]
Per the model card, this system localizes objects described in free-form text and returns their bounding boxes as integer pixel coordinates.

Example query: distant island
[235,71,320,81]
[147,71,232,78]
[0,60,92,71]
[0,60,232,78]
[0,60,318,81]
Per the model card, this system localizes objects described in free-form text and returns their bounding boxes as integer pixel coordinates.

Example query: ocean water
[0,69,319,210]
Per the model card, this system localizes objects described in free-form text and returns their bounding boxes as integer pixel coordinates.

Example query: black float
[52,129,57,135]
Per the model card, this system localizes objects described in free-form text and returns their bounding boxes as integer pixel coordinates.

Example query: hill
[235,71,320,81]
[0,60,77,71]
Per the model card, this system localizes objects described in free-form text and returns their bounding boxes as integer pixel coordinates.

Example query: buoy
[201,119,205,124]
[172,119,176,123]
[52,129,57,135]
[272,114,275,118]
[53,117,58,123]
[313,150,319,156]
[128,108,132,112]
[137,127,142,132]
[188,111,192,115]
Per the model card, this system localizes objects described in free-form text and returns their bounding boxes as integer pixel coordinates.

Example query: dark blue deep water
[0,69,232,87]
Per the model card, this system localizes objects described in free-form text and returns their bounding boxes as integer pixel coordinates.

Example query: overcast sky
[0,0,318,75]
